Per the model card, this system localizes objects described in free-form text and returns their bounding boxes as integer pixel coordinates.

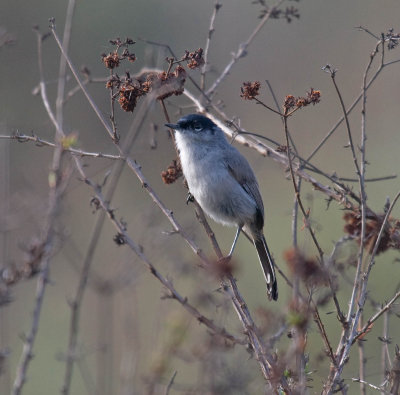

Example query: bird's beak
[165,123,178,130]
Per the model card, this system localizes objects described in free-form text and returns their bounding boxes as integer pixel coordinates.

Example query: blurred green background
[1,0,400,394]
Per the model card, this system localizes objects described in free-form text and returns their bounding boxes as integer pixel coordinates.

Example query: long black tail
[253,234,278,301]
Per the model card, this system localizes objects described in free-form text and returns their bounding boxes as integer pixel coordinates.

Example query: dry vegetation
[1,1,400,394]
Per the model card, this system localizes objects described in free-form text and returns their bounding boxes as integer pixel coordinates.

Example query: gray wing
[223,147,264,218]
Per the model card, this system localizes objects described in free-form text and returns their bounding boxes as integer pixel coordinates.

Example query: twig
[283,108,324,259]
[313,303,337,366]
[206,0,285,96]
[389,345,400,394]
[55,0,76,129]
[322,40,381,394]
[193,200,223,258]
[200,1,221,91]
[291,178,299,247]
[381,311,390,394]
[354,289,400,343]
[356,26,380,40]
[12,29,69,395]
[308,44,400,163]
[184,89,361,213]
[351,378,389,394]
[49,20,115,142]
[137,38,214,104]
[61,212,107,395]
[164,371,177,395]
[358,325,367,395]
[328,174,396,183]
[109,69,119,142]
[253,97,283,117]
[356,38,379,395]
[325,189,400,394]
[282,105,345,372]
[266,80,284,122]
[325,64,367,328]
[222,277,289,392]
[327,67,362,183]
[193,199,291,389]
[0,128,10,392]
[0,133,123,160]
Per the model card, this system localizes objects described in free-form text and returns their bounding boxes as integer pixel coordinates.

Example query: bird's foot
[186,192,195,205]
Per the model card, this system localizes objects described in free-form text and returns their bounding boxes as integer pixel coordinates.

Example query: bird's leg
[228,226,242,257]
[217,226,242,265]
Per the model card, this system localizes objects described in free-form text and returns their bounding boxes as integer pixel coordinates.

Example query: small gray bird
[166,114,278,300]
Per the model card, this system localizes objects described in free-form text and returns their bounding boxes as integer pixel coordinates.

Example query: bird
[165,113,278,300]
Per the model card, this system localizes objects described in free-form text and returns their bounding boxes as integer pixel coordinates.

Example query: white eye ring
[193,123,203,132]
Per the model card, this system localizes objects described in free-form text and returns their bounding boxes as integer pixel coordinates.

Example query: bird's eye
[193,122,203,132]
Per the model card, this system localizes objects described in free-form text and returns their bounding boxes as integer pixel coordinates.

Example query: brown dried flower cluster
[283,88,321,111]
[101,38,136,69]
[283,95,296,109]
[146,66,187,101]
[284,247,328,287]
[161,159,183,184]
[102,52,120,69]
[240,81,261,100]
[102,42,206,113]
[118,81,146,112]
[343,211,400,255]
[182,48,205,69]
[106,66,187,112]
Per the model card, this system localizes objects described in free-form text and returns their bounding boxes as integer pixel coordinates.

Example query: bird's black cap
[165,113,216,130]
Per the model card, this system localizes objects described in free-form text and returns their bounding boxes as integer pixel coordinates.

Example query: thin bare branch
[49,20,115,141]
[0,133,123,160]
[55,0,76,128]
[200,1,221,91]
[72,162,246,347]
[12,29,69,395]
[164,371,177,395]
[354,289,400,343]
[184,89,362,213]
[206,0,285,96]
[325,188,400,394]
[351,378,390,394]
[61,97,154,395]
[381,311,390,394]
